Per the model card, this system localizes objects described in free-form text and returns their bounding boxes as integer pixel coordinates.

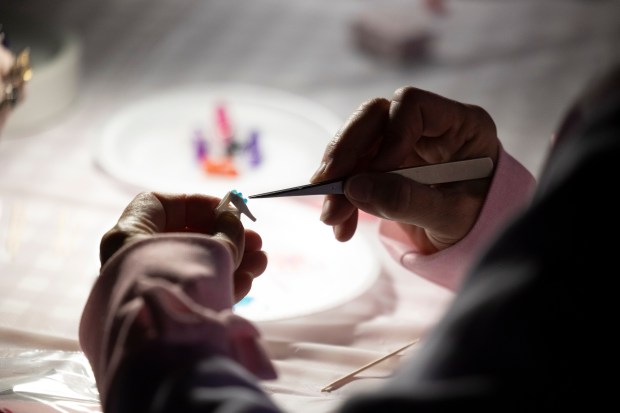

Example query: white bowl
[3,18,82,137]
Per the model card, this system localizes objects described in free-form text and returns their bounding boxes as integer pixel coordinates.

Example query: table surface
[1,1,618,412]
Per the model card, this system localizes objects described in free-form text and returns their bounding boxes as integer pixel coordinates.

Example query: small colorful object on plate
[94,83,342,195]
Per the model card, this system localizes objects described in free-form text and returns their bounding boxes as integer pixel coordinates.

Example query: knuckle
[392,86,421,104]
[466,104,496,130]
[359,97,390,114]
[349,98,390,124]
[322,137,340,161]
[133,191,152,201]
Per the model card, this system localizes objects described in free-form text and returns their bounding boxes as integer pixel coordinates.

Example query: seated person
[79,64,620,411]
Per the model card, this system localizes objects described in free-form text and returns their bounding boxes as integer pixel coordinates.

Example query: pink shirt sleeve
[378,146,537,291]
[79,234,276,403]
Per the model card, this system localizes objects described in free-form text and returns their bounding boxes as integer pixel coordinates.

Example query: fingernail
[346,175,372,202]
[214,211,243,239]
[216,211,242,230]
[311,162,327,182]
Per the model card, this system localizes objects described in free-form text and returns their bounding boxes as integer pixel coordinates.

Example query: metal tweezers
[249,157,494,199]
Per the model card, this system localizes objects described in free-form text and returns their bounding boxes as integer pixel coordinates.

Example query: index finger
[372,87,496,170]
[311,98,390,183]
[152,192,223,234]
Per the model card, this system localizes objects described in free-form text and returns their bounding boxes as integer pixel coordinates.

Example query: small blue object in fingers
[215,190,257,222]
[231,189,248,204]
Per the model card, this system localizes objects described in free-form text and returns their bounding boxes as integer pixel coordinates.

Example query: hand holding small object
[311,87,500,252]
[99,191,267,302]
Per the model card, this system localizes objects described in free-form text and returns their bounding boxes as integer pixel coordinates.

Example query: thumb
[344,173,442,225]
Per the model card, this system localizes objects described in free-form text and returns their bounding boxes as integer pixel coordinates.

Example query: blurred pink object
[350,5,436,62]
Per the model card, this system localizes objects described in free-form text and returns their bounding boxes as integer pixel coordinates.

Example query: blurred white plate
[95,84,379,322]
[233,199,380,322]
[94,83,342,194]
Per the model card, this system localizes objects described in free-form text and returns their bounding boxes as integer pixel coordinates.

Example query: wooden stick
[321,338,419,392]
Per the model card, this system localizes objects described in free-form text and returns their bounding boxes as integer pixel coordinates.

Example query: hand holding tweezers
[249,157,494,199]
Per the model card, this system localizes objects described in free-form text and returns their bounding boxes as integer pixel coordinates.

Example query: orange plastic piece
[202,157,239,177]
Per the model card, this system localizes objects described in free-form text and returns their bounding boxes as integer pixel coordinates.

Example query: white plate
[95,84,379,322]
[94,83,343,194]
[233,199,380,322]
